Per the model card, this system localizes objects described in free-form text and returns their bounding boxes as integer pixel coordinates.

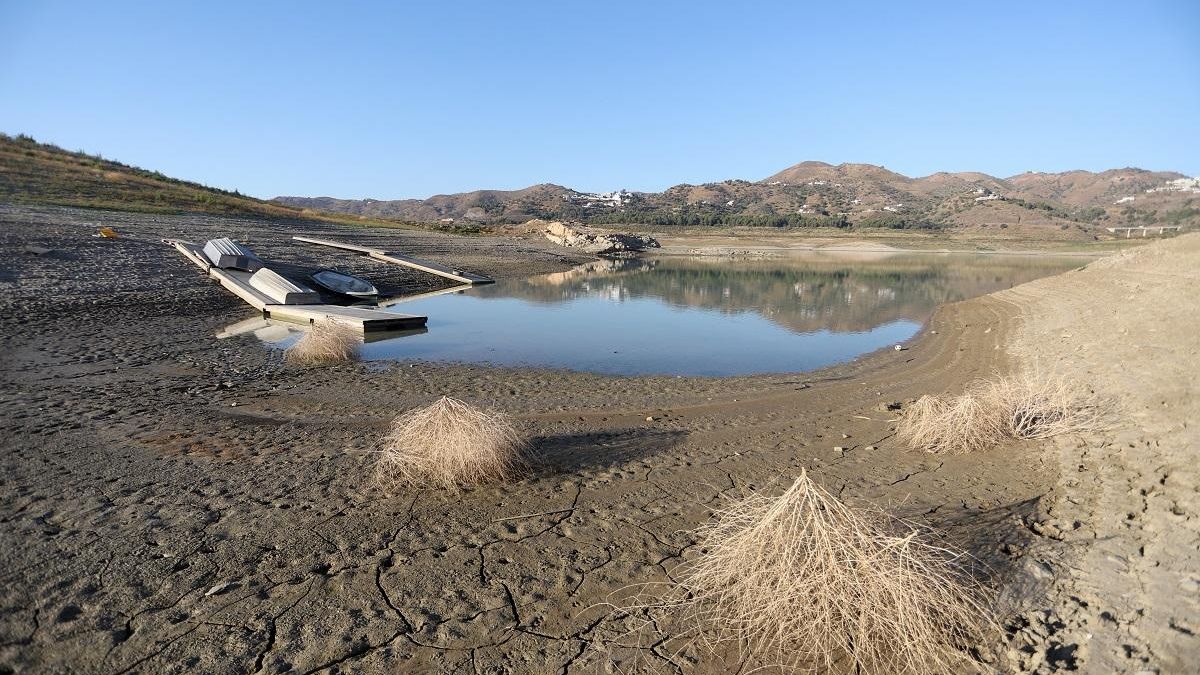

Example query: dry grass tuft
[897,370,1107,454]
[987,371,1107,440]
[284,320,360,366]
[375,397,527,492]
[896,393,1004,454]
[656,470,994,673]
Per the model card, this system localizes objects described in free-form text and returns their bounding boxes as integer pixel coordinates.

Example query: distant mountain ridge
[2,131,1192,238]
[275,162,1198,238]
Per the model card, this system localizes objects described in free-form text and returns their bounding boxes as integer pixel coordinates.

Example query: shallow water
[264,253,1081,376]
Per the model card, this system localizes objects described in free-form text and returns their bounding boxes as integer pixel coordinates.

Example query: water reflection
[452,254,1079,335]
[218,316,427,344]
[237,253,1080,376]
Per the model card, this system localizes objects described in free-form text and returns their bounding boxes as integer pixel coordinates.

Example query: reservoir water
[258,253,1081,376]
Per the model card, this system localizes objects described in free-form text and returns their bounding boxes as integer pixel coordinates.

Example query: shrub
[284,320,359,365]
[375,397,527,492]
[897,371,1106,453]
[895,392,1004,454]
[986,371,1107,440]
[664,471,994,673]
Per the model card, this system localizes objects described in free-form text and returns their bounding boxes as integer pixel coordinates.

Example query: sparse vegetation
[375,397,528,492]
[898,371,1107,453]
[896,391,1004,454]
[0,132,418,228]
[656,470,994,673]
[284,320,360,366]
[589,208,853,229]
[987,371,1108,440]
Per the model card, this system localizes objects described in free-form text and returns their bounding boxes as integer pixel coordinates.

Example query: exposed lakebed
[252,252,1081,376]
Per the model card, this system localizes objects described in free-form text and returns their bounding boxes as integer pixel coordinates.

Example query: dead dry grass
[284,320,360,366]
[897,370,1107,453]
[989,372,1108,440]
[625,470,994,673]
[375,397,527,492]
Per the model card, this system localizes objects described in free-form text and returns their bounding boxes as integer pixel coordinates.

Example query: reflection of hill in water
[472,255,1078,334]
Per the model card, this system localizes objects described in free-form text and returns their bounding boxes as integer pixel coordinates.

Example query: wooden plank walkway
[292,236,494,285]
[173,241,427,333]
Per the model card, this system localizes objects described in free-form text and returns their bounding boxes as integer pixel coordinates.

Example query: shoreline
[652,237,1133,259]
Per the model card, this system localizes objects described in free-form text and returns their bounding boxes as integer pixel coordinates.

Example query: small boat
[202,237,263,271]
[309,269,379,300]
[249,268,321,305]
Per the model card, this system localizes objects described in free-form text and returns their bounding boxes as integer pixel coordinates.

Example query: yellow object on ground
[98,226,118,238]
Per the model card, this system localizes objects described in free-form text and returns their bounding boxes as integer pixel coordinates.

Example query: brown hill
[284,184,578,224]
[277,159,1199,235]
[0,133,407,228]
[1006,168,1186,207]
[909,172,1011,198]
[2,131,1191,237]
[764,161,912,188]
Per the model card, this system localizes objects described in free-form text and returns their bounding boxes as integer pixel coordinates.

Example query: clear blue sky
[2,1,1197,199]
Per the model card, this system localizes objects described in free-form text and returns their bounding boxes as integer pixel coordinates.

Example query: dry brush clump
[896,391,1005,454]
[284,320,360,365]
[375,396,527,492]
[897,370,1107,454]
[988,371,1108,440]
[658,471,995,674]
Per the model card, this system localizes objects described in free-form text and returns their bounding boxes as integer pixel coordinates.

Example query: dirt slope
[994,234,1200,673]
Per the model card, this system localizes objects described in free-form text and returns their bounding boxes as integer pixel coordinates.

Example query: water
[261,253,1081,376]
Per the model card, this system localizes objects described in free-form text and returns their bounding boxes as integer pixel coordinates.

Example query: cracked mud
[2,206,1194,673]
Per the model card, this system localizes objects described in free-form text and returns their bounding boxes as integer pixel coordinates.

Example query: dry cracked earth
[1,205,1194,674]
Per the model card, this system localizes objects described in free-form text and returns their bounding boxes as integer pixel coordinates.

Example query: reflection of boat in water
[309,269,379,300]
[217,316,427,344]
[216,317,293,342]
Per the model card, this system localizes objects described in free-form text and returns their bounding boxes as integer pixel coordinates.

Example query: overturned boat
[249,268,321,305]
[309,269,379,300]
[202,237,263,271]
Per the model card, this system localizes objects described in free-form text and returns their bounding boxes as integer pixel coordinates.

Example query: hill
[0,133,406,227]
[277,162,1200,238]
[3,132,1194,239]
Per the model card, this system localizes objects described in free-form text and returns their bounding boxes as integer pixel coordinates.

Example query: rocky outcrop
[539,220,659,255]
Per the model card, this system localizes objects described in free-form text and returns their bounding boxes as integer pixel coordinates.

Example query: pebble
[205,581,238,596]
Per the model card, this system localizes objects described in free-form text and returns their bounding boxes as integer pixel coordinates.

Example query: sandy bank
[992,233,1200,673]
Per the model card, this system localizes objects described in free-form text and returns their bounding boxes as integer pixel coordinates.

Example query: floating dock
[173,241,427,333]
[292,236,494,285]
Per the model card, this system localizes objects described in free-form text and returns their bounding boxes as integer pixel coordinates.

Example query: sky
[2,1,1198,200]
